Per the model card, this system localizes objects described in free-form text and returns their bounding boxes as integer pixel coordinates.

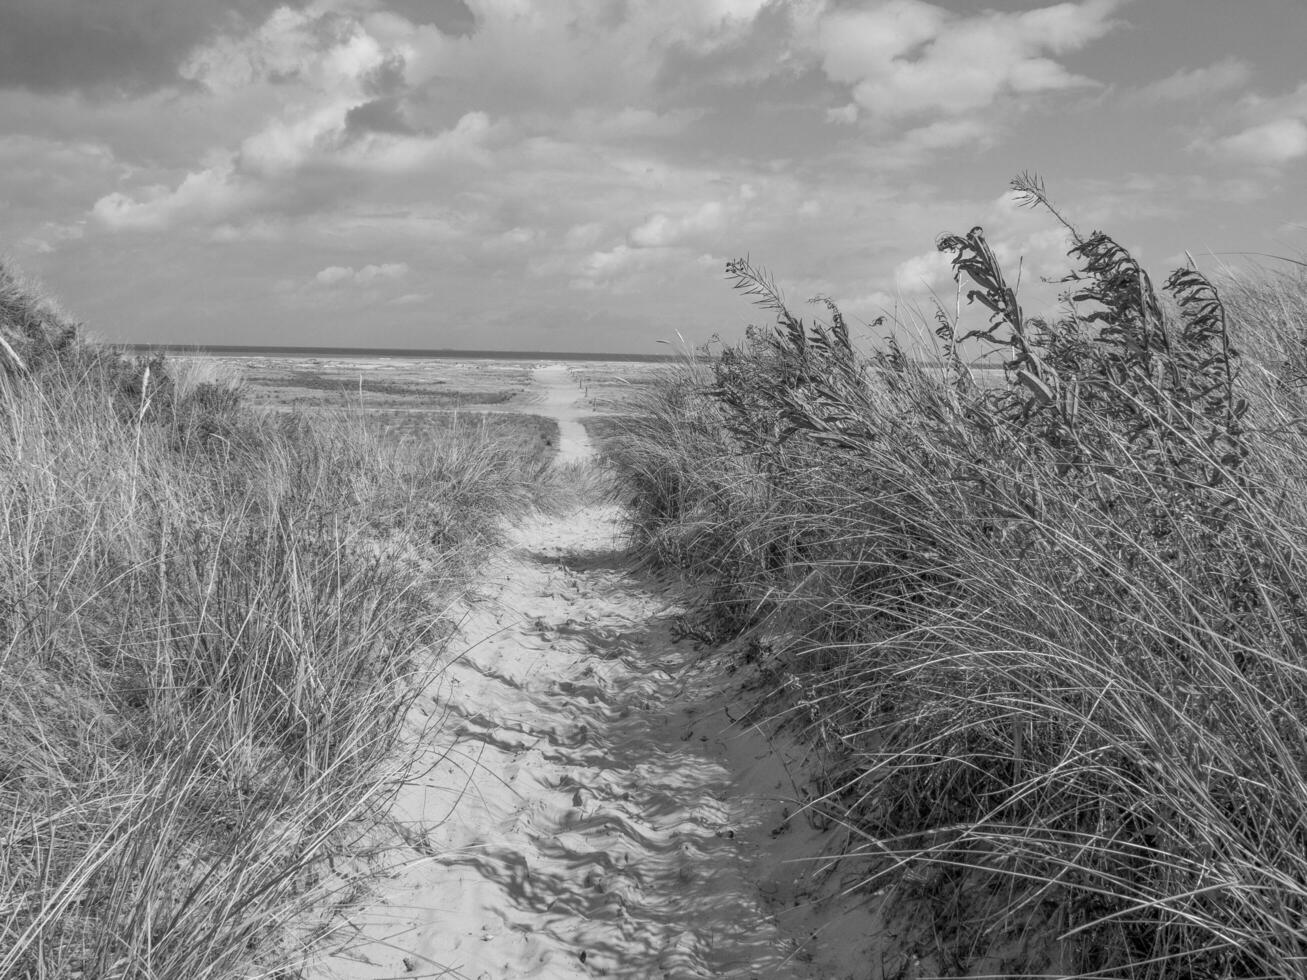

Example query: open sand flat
[308,365,879,980]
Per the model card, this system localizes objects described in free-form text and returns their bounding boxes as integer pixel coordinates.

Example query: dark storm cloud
[0,0,312,93]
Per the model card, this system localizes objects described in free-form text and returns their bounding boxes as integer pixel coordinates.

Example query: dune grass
[0,264,553,977]
[607,177,1307,976]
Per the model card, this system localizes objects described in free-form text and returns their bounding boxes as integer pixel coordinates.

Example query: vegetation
[607,175,1307,976]
[273,370,515,404]
[0,263,553,977]
[366,409,560,460]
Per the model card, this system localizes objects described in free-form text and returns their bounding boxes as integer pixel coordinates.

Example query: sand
[306,365,880,980]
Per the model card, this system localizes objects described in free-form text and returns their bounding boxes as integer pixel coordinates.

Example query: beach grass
[0,263,554,977]
[606,177,1307,976]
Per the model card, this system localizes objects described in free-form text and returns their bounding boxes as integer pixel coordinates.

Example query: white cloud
[182,6,399,97]
[340,111,497,174]
[87,5,498,235]
[92,8,400,232]
[896,118,992,154]
[91,104,496,233]
[1196,80,1307,168]
[629,202,726,248]
[388,292,431,306]
[315,265,354,285]
[1213,117,1307,166]
[499,227,538,247]
[571,243,688,292]
[815,0,1123,121]
[894,249,953,293]
[1138,58,1251,103]
[818,0,945,86]
[357,262,409,282]
[577,244,642,281]
[91,164,256,231]
[237,104,350,178]
[314,262,410,286]
[210,220,283,243]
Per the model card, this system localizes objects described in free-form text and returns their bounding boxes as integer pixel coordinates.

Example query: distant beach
[119,343,682,363]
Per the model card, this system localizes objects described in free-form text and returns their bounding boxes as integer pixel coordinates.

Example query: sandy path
[480,363,595,465]
[308,366,871,979]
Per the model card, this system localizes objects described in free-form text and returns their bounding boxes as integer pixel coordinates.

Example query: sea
[120,344,678,363]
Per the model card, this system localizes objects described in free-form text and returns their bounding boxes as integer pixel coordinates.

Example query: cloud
[314,262,409,286]
[236,104,352,177]
[18,221,85,255]
[894,249,953,293]
[339,111,498,173]
[91,163,257,231]
[570,244,686,292]
[486,226,539,250]
[629,202,726,248]
[388,292,432,306]
[570,190,749,288]
[85,6,458,233]
[1212,118,1307,166]
[564,184,763,291]
[0,0,312,93]
[91,102,497,232]
[814,0,1123,121]
[564,107,707,142]
[210,220,284,243]
[12,0,1289,358]
[344,97,414,136]
[181,6,398,96]
[1137,58,1251,103]
[563,223,605,249]
[0,134,122,210]
[895,118,993,155]
[400,0,781,111]
[1194,80,1307,167]
[380,0,476,35]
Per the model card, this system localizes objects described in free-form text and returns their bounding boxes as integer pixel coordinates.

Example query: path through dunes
[309,366,874,980]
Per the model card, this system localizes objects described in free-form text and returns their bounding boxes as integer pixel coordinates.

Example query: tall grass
[609,177,1307,976]
[0,264,551,977]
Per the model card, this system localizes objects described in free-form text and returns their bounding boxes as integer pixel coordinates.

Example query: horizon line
[118,343,684,363]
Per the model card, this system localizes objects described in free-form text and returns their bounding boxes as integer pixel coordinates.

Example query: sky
[1,0,1305,354]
